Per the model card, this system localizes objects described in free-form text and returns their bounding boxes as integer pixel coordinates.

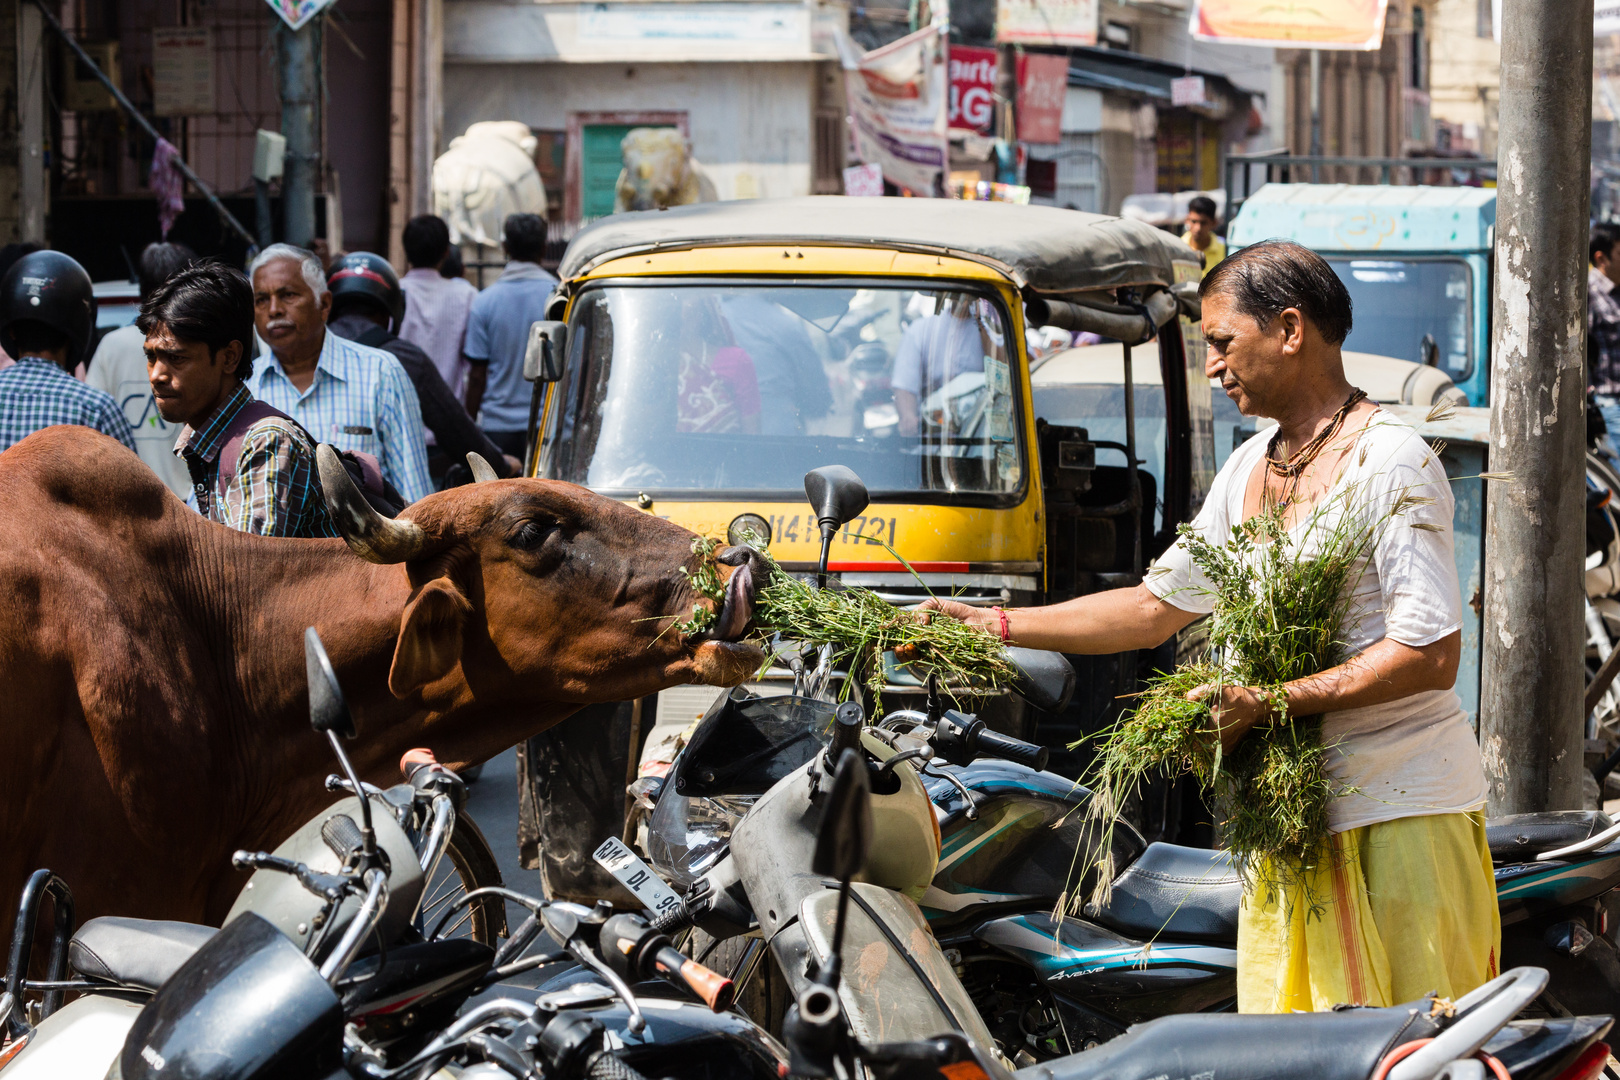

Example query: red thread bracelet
[990,606,1010,642]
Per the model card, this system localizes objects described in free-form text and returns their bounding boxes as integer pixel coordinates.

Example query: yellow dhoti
[1237,811,1500,1013]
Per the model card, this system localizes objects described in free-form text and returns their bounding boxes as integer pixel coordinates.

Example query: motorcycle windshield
[543,283,1028,507]
[646,696,838,888]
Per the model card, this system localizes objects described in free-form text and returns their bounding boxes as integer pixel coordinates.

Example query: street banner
[1189,0,1388,49]
[949,45,998,135]
[843,162,884,196]
[843,25,949,196]
[996,0,1097,46]
[1018,52,1068,144]
[265,0,336,32]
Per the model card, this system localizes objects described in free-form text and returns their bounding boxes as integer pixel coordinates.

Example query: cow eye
[509,519,558,550]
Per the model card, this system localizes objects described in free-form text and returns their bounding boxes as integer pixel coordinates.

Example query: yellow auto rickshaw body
[533,197,1202,610]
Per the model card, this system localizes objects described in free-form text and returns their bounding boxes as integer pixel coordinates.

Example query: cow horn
[467,452,500,484]
[317,444,425,564]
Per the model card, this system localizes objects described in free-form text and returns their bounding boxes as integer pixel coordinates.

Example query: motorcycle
[622,695,1614,1080]
[0,628,508,1078]
[632,464,1620,1065]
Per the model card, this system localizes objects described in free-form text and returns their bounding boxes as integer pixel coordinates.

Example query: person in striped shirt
[247,244,432,505]
[144,262,337,539]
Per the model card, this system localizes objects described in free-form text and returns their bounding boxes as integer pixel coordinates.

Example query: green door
[580,123,675,221]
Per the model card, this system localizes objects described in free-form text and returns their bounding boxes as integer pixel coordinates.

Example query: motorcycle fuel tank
[116,913,344,1080]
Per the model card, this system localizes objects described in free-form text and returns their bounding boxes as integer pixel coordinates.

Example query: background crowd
[0,212,558,537]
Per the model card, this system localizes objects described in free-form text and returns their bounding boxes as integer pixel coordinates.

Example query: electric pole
[1479,0,1594,814]
[276,18,321,250]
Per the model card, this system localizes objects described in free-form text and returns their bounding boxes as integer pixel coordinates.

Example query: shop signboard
[1018,52,1067,144]
[152,27,215,117]
[844,25,949,196]
[1189,0,1388,49]
[949,45,997,134]
[266,0,337,31]
[995,0,1097,47]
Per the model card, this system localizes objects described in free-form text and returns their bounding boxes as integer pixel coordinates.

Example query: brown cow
[0,426,764,926]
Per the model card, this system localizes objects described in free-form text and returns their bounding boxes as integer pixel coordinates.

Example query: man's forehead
[253,257,309,289]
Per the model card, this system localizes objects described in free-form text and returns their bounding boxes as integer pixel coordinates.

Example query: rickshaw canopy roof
[558,197,1200,296]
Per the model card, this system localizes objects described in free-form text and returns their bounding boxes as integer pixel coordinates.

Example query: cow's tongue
[711,562,755,642]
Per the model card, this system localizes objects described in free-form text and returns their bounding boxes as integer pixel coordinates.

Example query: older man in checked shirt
[247,244,432,505]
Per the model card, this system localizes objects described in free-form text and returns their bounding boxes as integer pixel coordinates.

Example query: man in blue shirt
[246,244,433,505]
[0,251,135,454]
[464,214,557,458]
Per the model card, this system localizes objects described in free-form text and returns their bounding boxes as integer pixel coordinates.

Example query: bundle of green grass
[673,536,1013,701]
[1078,473,1440,907]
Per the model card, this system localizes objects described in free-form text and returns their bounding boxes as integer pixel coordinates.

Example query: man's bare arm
[922,584,1200,654]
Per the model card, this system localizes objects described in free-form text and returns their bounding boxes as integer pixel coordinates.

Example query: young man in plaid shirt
[142,262,337,538]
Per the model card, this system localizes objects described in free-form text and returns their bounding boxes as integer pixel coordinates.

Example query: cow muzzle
[706,544,765,643]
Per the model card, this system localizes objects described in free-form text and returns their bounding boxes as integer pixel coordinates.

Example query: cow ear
[389,577,473,698]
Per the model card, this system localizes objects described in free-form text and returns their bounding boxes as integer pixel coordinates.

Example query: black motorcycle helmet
[327,252,406,334]
[0,250,95,368]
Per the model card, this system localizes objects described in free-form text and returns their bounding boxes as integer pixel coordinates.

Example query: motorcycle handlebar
[972,728,1049,772]
[586,1050,651,1080]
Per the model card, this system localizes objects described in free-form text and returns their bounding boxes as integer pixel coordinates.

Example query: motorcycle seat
[1088,842,1240,945]
[1017,1001,1443,1080]
[69,916,217,992]
[1485,810,1613,862]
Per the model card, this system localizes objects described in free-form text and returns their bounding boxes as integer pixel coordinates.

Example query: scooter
[0,628,508,1078]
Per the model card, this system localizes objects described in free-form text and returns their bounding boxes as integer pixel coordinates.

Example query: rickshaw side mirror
[804,466,869,539]
[523,321,567,383]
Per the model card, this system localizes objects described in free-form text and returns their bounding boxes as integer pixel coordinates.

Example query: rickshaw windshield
[544,282,1027,504]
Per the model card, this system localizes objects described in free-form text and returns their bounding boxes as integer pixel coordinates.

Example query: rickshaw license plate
[593,836,683,915]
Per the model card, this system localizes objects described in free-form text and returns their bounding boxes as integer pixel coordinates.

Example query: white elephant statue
[432,121,549,262]
[614,128,718,213]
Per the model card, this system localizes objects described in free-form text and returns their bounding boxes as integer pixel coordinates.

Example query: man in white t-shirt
[923,240,1497,1015]
[87,242,196,496]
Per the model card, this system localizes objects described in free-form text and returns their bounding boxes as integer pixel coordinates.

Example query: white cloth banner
[840,25,949,197]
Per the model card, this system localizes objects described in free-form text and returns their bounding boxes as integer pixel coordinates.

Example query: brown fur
[0,427,761,926]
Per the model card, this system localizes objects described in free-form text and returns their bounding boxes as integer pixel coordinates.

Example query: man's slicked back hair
[1199,238,1354,346]
[138,262,257,380]
[249,243,329,300]
[403,215,452,268]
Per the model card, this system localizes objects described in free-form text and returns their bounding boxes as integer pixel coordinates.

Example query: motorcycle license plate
[593,836,683,916]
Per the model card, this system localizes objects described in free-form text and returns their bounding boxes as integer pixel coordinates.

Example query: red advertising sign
[948,45,998,134]
[1017,52,1067,145]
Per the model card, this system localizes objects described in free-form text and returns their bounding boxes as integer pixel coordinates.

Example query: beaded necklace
[1263,387,1367,508]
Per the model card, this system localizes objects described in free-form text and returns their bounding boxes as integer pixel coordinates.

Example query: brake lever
[542,902,647,1034]
[231,850,353,903]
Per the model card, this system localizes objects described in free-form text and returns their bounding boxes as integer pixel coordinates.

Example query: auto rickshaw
[514,197,1217,898]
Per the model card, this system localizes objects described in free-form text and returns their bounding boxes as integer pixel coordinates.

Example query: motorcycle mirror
[812,749,873,883]
[804,466,869,537]
[804,466,868,587]
[305,628,355,739]
[1004,647,1075,713]
[305,628,376,855]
